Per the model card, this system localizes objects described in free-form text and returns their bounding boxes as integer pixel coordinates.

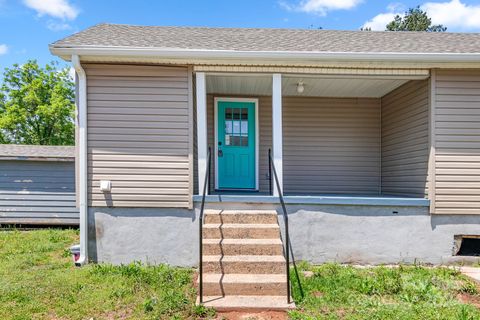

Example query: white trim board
[192,194,430,207]
[195,72,208,195]
[272,74,283,196]
[197,68,430,79]
[214,97,259,191]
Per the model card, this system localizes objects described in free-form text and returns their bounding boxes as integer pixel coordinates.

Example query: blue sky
[1,0,480,71]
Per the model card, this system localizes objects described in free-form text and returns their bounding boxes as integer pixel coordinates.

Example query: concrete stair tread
[204,210,279,225]
[205,210,277,215]
[203,238,284,256]
[203,238,282,245]
[198,295,295,310]
[203,223,280,239]
[203,223,279,229]
[203,255,286,263]
[199,273,287,283]
[199,208,288,308]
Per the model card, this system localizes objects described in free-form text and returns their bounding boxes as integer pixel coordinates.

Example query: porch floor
[193,194,430,207]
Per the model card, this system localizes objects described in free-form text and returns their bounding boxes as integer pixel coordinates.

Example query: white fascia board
[49,45,480,63]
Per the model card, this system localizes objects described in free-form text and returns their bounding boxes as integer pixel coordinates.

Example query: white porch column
[272,73,283,196]
[196,72,208,195]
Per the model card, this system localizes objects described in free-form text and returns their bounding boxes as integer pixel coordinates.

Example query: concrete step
[199,273,288,296]
[202,224,280,239]
[203,255,286,274]
[203,238,284,256]
[204,210,278,224]
[197,295,295,311]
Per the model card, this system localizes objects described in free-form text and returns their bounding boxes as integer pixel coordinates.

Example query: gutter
[72,54,88,266]
[50,45,480,63]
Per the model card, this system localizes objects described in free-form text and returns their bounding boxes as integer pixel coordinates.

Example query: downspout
[72,54,88,266]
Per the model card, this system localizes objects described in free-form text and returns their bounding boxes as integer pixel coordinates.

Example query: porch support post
[272,73,283,196]
[196,72,208,195]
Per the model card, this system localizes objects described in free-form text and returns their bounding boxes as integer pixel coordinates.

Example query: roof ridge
[85,23,480,35]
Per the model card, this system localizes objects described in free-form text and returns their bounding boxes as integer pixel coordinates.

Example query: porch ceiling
[206,74,415,98]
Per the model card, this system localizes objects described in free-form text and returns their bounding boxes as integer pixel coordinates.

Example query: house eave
[49,45,480,66]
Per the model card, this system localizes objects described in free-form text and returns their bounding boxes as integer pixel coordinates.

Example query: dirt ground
[457,293,480,309]
[215,310,288,320]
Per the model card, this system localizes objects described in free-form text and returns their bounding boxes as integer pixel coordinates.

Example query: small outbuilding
[0,144,78,225]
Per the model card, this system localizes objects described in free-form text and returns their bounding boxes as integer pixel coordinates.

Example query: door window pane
[225,121,232,134]
[233,121,240,134]
[241,121,248,136]
[233,108,241,120]
[241,108,248,120]
[240,136,248,146]
[225,108,233,120]
[231,136,241,146]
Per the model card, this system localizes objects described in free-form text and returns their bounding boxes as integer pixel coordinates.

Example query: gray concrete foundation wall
[88,203,480,266]
[88,207,198,266]
[285,205,480,265]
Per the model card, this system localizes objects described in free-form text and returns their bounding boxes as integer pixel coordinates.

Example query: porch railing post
[272,73,283,197]
[196,72,208,196]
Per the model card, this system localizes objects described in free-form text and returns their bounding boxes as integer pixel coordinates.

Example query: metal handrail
[268,149,304,303]
[199,147,211,304]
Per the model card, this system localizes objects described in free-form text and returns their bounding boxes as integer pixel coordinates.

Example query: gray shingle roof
[0,144,75,161]
[51,23,480,54]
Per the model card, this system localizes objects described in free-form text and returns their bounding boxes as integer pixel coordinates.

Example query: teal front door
[217,101,256,189]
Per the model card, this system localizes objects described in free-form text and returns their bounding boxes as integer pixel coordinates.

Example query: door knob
[218,150,223,157]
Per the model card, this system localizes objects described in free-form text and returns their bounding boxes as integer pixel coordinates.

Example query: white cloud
[386,2,405,13]
[280,0,362,16]
[47,20,72,31]
[23,0,78,20]
[421,0,480,30]
[361,3,402,31]
[363,0,480,32]
[362,12,398,30]
[0,44,8,55]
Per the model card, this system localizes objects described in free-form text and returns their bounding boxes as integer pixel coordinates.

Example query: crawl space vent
[454,235,480,256]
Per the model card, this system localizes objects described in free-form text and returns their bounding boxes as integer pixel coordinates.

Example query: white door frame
[214,97,259,191]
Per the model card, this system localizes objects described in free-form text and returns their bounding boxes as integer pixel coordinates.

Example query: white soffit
[206,74,414,98]
[207,75,272,96]
[283,76,409,98]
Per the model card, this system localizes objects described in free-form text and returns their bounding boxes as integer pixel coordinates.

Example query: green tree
[0,60,75,145]
[386,6,447,32]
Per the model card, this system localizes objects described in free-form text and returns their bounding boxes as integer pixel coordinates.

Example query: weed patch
[290,263,480,319]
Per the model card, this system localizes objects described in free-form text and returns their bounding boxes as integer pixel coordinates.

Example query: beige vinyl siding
[258,97,273,193]
[85,64,192,208]
[381,80,429,197]
[282,97,381,195]
[434,69,480,214]
[206,95,272,193]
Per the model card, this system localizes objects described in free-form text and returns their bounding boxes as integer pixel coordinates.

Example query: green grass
[0,229,213,320]
[289,262,480,320]
[2,229,480,319]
